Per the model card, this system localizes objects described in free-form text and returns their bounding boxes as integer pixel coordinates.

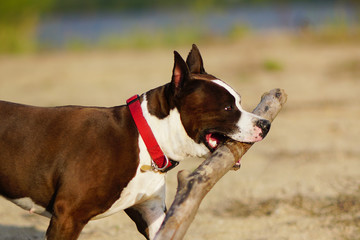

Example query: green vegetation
[263,59,284,72]
[294,5,360,45]
[0,0,54,53]
[0,0,358,53]
[98,28,206,50]
[228,24,251,40]
[49,0,341,12]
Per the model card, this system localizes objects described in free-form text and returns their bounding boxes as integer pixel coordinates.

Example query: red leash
[127,95,178,172]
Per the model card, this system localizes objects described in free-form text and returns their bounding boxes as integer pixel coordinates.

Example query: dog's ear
[171,51,190,94]
[186,44,206,74]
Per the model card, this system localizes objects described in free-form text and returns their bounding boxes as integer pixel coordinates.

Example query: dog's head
[170,44,270,152]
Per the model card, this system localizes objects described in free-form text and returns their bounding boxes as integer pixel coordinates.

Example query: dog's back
[0,101,139,218]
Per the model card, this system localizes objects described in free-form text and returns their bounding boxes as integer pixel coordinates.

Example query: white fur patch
[131,198,166,239]
[141,94,209,160]
[93,136,166,220]
[75,92,210,221]
[10,197,52,218]
[212,79,243,110]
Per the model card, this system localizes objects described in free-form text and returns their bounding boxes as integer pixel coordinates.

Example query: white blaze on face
[211,79,265,142]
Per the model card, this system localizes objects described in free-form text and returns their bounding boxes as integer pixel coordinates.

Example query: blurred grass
[41,25,248,52]
[297,26,360,45]
[263,59,284,72]
[0,20,37,53]
[0,0,53,54]
[228,23,251,40]
[5,23,360,54]
[98,28,207,50]
[294,8,360,45]
[1,3,360,54]
[53,29,211,52]
[0,13,41,54]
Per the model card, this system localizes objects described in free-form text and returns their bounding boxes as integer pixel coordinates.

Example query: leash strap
[126,95,178,172]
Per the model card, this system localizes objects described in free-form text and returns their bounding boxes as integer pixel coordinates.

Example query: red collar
[127,95,178,172]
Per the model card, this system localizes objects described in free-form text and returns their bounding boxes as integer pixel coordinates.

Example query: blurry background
[0,0,359,240]
[1,0,360,52]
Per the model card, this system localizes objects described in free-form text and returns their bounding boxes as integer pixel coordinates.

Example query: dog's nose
[256,119,271,138]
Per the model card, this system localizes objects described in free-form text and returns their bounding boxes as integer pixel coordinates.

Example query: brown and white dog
[0,45,270,240]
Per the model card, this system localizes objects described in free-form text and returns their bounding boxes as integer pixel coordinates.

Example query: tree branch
[155,88,288,240]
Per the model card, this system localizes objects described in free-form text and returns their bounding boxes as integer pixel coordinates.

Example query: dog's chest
[93,137,166,220]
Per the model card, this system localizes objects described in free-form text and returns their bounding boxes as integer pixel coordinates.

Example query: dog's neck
[140,92,209,161]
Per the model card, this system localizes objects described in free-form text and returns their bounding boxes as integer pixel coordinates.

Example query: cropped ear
[186,44,206,74]
[171,51,190,94]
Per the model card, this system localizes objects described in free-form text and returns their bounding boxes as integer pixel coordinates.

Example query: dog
[0,44,270,240]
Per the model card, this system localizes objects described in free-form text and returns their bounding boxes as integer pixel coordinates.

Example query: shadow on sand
[0,225,45,240]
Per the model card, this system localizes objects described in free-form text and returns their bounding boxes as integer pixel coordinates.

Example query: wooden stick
[154,88,288,240]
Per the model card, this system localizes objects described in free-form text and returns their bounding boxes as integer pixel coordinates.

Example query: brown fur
[0,101,139,239]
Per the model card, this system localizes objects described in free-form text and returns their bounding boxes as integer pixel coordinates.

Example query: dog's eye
[224,105,233,111]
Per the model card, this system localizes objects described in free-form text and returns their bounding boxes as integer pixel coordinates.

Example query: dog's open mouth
[204,132,242,170]
[204,132,230,152]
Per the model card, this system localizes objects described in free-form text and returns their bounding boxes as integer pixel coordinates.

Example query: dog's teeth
[206,133,218,149]
[209,138,217,148]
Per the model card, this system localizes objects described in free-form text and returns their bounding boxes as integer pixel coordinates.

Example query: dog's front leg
[46,208,89,240]
[125,196,166,240]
